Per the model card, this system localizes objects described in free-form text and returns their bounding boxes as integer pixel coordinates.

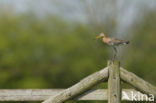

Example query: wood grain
[42,67,108,103]
[108,60,121,103]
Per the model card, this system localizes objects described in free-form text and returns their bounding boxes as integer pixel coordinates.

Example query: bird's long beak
[96,35,101,39]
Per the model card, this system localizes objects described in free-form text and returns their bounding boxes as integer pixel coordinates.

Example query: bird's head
[96,33,106,39]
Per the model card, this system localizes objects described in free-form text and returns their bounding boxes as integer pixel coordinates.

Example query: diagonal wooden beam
[42,67,108,103]
[120,67,156,99]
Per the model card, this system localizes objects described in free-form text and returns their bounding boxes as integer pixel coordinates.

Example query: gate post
[108,60,121,103]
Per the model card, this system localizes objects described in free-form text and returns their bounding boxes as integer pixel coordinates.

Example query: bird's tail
[122,41,130,45]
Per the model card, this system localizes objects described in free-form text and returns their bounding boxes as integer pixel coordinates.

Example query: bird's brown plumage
[96,33,130,60]
[96,33,129,46]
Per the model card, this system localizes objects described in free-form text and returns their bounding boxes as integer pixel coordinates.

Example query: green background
[0,2,156,103]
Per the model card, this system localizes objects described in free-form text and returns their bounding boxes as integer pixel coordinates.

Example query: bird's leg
[113,46,117,60]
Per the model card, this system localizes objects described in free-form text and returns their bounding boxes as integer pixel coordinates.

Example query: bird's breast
[102,37,107,43]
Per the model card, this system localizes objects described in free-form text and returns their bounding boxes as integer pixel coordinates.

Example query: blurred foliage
[0,13,108,90]
[123,11,156,86]
[0,9,156,103]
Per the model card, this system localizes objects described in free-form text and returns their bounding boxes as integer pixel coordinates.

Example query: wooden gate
[0,60,156,103]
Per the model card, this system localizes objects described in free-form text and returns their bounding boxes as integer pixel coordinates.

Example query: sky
[0,0,156,36]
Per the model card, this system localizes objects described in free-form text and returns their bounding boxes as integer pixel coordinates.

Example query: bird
[96,33,129,60]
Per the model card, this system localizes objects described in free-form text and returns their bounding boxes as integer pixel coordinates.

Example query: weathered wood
[108,60,121,103]
[0,63,155,102]
[120,67,156,99]
[0,89,152,101]
[42,67,108,103]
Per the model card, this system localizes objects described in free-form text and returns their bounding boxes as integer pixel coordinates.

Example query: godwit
[96,33,129,59]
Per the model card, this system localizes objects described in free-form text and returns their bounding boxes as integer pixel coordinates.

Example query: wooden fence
[0,60,156,103]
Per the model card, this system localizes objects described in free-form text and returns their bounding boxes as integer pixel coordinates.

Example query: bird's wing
[111,38,129,45]
[107,38,123,45]
[112,38,123,42]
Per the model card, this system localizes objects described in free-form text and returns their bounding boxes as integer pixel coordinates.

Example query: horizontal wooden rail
[0,89,152,101]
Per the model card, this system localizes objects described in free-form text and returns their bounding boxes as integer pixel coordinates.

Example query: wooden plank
[0,89,153,101]
[42,67,108,103]
[120,67,156,99]
[108,60,121,103]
